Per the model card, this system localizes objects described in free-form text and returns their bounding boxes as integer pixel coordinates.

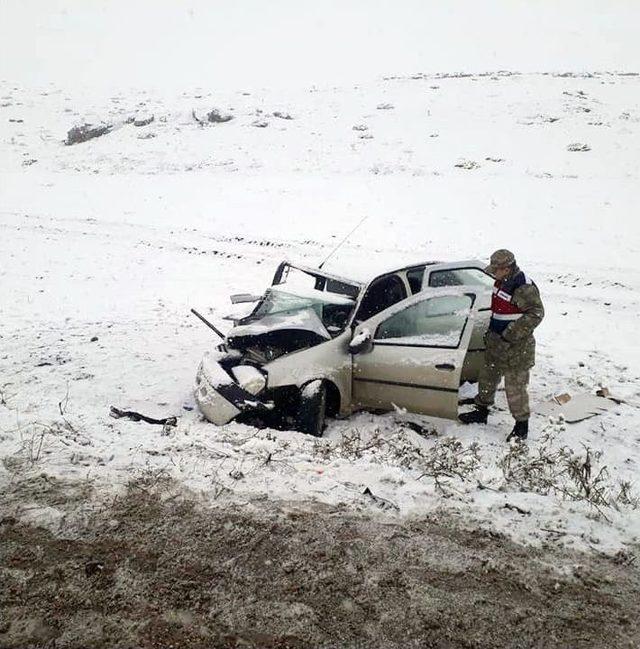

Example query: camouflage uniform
[475,265,545,421]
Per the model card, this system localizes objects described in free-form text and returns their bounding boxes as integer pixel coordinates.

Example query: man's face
[492,265,512,281]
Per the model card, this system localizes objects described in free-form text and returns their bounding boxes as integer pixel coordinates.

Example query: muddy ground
[1,475,639,649]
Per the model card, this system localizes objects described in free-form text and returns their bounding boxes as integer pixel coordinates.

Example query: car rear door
[351,288,479,420]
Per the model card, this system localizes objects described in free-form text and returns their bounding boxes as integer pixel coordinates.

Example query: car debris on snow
[363,487,399,512]
[109,406,178,428]
[535,391,619,423]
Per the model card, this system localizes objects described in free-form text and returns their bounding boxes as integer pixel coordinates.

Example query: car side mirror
[349,328,373,354]
[230,293,261,304]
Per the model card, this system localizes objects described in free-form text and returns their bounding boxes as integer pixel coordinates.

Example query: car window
[356,274,407,322]
[428,267,494,289]
[406,267,425,294]
[374,294,474,348]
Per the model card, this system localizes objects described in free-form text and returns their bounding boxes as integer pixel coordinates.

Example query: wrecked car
[194,259,494,435]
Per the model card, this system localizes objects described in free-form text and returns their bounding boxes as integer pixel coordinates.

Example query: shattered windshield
[253,287,356,334]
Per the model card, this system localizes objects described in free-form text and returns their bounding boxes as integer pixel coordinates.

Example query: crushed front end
[194,263,361,426]
[195,350,272,425]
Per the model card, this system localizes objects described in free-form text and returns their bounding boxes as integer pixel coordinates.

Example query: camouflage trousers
[475,362,530,422]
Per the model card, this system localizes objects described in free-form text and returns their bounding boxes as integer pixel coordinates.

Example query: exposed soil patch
[1,477,639,648]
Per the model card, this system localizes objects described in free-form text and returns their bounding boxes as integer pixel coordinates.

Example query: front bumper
[194,353,270,425]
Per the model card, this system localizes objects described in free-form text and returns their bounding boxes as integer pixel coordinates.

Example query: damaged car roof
[282,259,453,285]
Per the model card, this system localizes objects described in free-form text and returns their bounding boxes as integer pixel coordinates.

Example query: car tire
[296,380,327,437]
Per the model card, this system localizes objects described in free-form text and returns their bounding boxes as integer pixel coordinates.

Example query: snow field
[1,72,639,554]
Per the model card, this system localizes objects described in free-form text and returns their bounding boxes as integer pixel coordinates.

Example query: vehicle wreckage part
[363,486,399,512]
[195,353,271,425]
[190,308,226,339]
[264,328,353,419]
[230,293,261,304]
[296,379,327,437]
[195,369,241,425]
[271,261,363,298]
[109,406,177,427]
[231,365,267,395]
[230,308,331,342]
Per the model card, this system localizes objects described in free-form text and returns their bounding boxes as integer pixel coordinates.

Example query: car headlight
[231,365,267,395]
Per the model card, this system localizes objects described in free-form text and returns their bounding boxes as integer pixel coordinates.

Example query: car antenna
[318,216,368,269]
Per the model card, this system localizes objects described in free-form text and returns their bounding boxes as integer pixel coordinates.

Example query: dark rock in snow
[455,159,480,170]
[90,336,99,342]
[65,123,112,145]
[192,108,234,125]
[273,111,293,120]
[133,114,154,127]
[206,109,233,123]
[567,143,591,152]
[251,119,269,128]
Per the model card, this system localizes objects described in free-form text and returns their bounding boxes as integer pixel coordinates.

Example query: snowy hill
[1,71,640,555]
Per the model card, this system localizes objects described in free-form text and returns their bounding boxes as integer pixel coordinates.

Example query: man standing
[459,249,544,441]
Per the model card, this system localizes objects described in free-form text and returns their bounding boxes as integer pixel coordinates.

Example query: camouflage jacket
[484,266,545,370]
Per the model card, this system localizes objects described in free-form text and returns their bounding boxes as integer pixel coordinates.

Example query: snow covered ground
[1,71,640,555]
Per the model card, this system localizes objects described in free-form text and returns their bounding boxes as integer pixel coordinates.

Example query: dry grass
[498,426,639,519]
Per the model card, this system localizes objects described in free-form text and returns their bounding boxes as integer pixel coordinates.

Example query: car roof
[280,261,366,288]
[290,259,486,285]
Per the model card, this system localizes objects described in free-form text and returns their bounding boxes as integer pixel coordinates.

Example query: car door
[422,262,494,381]
[351,288,479,420]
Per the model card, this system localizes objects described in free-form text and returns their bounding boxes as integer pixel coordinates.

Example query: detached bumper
[194,353,269,425]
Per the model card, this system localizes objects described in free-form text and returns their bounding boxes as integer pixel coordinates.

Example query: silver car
[194,260,493,435]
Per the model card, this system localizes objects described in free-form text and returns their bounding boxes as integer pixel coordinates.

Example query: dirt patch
[1,476,639,648]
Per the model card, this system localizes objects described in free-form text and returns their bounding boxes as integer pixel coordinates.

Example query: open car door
[351,287,479,420]
[421,261,493,382]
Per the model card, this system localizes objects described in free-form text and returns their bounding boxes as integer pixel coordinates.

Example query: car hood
[229,308,331,340]
[225,308,333,363]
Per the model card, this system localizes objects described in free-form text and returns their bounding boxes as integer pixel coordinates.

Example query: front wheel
[296,380,327,437]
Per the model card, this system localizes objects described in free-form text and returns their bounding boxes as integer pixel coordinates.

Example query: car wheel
[296,380,327,437]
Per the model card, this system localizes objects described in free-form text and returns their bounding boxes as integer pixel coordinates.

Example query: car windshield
[253,287,356,334]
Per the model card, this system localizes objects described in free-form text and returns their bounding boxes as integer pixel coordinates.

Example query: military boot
[506,419,528,442]
[459,406,488,425]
